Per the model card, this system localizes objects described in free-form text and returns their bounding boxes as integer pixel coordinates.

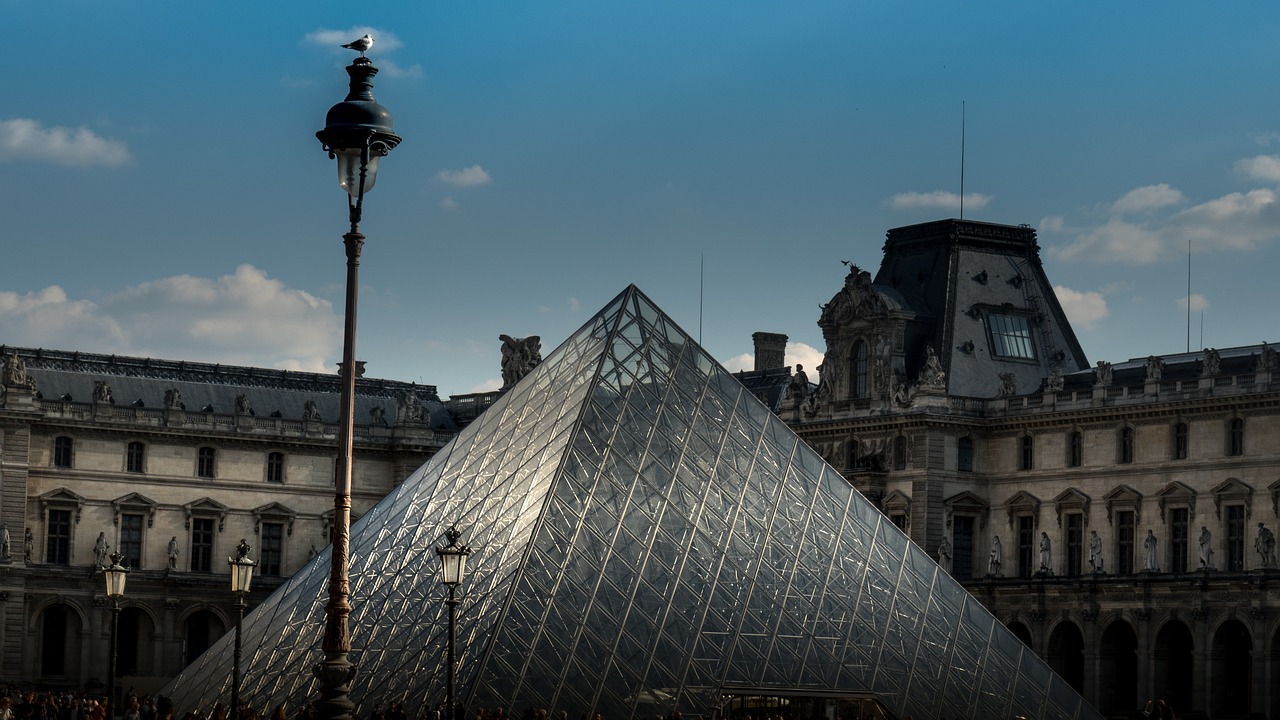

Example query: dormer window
[988,313,1036,360]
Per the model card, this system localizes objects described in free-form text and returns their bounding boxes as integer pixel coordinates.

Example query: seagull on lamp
[342,34,374,57]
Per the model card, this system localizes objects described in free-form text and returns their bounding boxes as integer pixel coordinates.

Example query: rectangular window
[1066,514,1083,576]
[1068,432,1083,468]
[1119,428,1134,464]
[893,436,907,471]
[1117,511,1135,575]
[1173,423,1188,460]
[261,522,283,576]
[120,514,143,568]
[952,516,974,580]
[957,437,974,472]
[1227,419,1244,456]
[267,452,285,484]
[1017,516,1035,578]
[53,437,73,468]
[126,442,145,473]
[890,514,907,532]
[197,447,216,478]
[1019,436,1034,471]
[1226,506,1245,572]
[46,509,72,565]
[1171,508,1189,573]
[190,518,214,572]
[988,313,1036,359]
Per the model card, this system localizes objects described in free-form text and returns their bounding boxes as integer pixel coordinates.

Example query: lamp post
[313,52,401,720]
[228,539,257,720]
[103,551,129,720]
[435,526,471,720]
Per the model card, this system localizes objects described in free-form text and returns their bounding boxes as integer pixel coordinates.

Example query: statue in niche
[93,532,110,568]
[0,524,10,560]
[1089,530,1104,573]
[1256,342,1278,372]
[1201,348,1221,377]
[988,536,1003,577]
[499,335,542,390]
[918,345,946,390]
[370,405,387,426]
[1256,523,1277,568]
[302,400,321,421]
[1093,361,1113,387]
[24,528,33,563]
[93,380,114,404]
[1046,363,1065,392]
[997,372,1018,397]
[891,374,916,409]
[167,536,180,570]
[1038,532,1052,574]
[1144,355,1165,382]
[164,388,185,410]
[235,394,252,415]
[938,536,953,573]
[872,334,893,395]
[1143,529,1160,571]
[785,365,809,403]
[398,390,429,424]
[1198,526,1216,570]
[800,372,827,418]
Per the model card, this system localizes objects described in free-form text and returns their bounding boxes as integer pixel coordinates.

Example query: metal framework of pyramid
[165,285,1098,720]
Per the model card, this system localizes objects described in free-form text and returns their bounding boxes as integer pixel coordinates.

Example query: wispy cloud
[0,118,131,167]
[0,265,341,372]
[1111,184,1185,215]
[1178,294,1209,312]
[435,165,492,187]
[888,190,992,211]
[1053,285,1109,330]
[1236,154,1280,183]
[440,196,458,210]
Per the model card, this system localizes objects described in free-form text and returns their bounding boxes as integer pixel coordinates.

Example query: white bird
[342,34,373,57]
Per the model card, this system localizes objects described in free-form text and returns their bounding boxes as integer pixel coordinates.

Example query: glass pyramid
[164,285,1099,720]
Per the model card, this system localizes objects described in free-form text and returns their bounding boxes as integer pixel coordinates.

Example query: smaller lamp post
[229,539,257,720]
[435,526,471,720]
[103,551,129,720]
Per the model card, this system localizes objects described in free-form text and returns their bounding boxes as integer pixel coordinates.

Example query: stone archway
[1007,620,1033,650]
[1154,619,1194,715]
[1046,621,1085,694]
[117,606,158,676]
[37,602,84,681]
[1211,618,1251,718]
[1098,620,1138,717]
[182,609,227,668]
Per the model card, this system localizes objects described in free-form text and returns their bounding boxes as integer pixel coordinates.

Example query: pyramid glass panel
[163,285,1101,720]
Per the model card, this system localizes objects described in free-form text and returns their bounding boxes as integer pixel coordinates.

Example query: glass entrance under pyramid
[164,285,1099,720]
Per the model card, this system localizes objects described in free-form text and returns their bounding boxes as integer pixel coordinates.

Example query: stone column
[1136,609,1153,705]
[1251,608,1268,716]
[1082,609,1100,708]
[1192,608,1210,714]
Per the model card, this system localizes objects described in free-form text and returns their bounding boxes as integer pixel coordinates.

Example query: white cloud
[435,165,492,187]
[1178,294,1210,312]
[379,61,424,79]
[0,266,341,372]
[1050,219,1165,264]
[305,27,405,53]
[468,378,503,394]
[888,190,993,211]
[1235,154,1280,183]
[1111,184,1185,215]
[0,118,131,167]
[1053,285,1109,331]
[1039,215,1064,233]
[568,297,581,313]
[1250,131,1280,147]
[721,352,755,373]
[1165,188,1280,250]
[720,342,826,383]
[440,196,458,210]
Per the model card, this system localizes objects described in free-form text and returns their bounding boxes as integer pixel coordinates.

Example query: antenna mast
[1186,240,1191,353]
[960,101,966,220]
[698,253,704,344]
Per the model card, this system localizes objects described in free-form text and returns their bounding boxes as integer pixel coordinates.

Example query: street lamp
[103,551,129,720]
[228,539,257,720]
[313,52,401,720]
[435,526,471,720]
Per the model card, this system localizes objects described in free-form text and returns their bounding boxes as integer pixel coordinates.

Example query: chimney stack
[752,332,789,371]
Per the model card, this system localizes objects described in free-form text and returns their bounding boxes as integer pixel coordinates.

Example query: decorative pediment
[944,490,989,530]
[184,498,229,531]
[253,502,297,536]
[1005,490,1042,529]
[1102,485,1143,526]
[1157,481,1198,522]
[883,489,911,516]
[38,488,86,523]
[112,492,158,528]
[1053,488,1091,527]
[1211,478,1254,520]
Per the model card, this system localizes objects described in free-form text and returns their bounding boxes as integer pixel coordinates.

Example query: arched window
[127,441,145,473]
[851,340,868,399]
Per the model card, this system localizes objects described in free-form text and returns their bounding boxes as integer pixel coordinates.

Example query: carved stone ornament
[164,388,185,410]
[499,334,543,391]
[918,345,946,390]
[997,372,1018,397]
[93,380,114,404]
[1,351,36,390]
[1144,355,1165,383]
[1201,347,1221,377]
[302,400,321,421]
[1093,361,1112,387]
[1046,363,1065,392]
[1256,342,1278,372]
[235,394,253,415]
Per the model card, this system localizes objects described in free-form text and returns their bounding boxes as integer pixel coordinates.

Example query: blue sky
[3,2,1279,398]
